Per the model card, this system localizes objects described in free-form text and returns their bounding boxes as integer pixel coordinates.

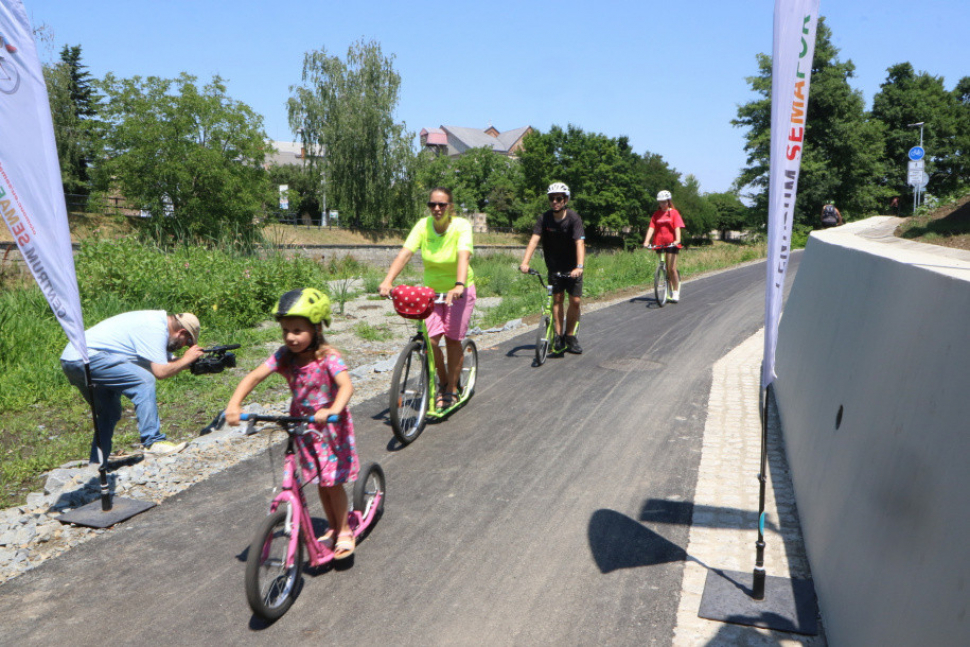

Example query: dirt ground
[894,194,970,251]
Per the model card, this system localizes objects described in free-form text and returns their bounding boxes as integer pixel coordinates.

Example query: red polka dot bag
[390,284,437,320]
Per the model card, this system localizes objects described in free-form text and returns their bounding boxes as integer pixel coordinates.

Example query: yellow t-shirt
[403,216,475,292]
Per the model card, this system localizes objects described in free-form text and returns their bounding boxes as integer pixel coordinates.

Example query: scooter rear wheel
[353,462,386,523]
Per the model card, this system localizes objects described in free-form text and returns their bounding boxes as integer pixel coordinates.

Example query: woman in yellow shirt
[379,188,476,409]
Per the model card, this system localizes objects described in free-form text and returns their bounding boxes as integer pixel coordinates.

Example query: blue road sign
[908,146,925,161]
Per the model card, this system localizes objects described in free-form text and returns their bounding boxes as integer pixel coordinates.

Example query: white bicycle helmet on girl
[656,190,672,201]
[547,182,570,198]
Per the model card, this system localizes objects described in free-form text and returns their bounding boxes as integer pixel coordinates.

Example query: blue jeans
[61,353,167,463]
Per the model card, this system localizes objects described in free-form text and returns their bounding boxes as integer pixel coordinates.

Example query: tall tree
[706,191,750,240]
[517,125,644,233]
[871,64,966,201]
[951,76,970,191]
[288,39,415,228]
[94,73,270,244]
[413,148,526,228]
[734,18,887,227]
[60,45,98,118]
[674,175,717,240]
[634,151,683,230]
[44,45,100,195]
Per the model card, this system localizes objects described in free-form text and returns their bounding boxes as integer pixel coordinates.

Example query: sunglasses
[549,195,567,203]
[427,201,450,209]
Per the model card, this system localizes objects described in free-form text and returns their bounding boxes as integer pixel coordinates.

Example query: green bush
[790,225,811,249]
[74,239,330,329]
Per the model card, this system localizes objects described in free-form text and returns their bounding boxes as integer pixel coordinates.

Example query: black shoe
[565,335,583,354]
[552,335,565,355]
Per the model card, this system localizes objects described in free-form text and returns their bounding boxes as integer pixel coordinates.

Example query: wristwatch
[576,264,584,269]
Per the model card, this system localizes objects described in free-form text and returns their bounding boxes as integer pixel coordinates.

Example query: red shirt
[649,208,685,246]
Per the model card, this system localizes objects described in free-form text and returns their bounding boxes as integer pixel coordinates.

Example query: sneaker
[552,334,565,354]
[565,335,583,354]
[144,440,187,456]
[669,289,680,303]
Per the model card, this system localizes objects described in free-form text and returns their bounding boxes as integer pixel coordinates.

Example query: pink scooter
[240,412,385,621]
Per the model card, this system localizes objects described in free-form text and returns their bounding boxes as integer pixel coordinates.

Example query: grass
[329,278,359,315]
[0,237,344,507]
[353,322,395,342]
[471,240,768,328]
[896,193,970,250]
[0,319,289,508]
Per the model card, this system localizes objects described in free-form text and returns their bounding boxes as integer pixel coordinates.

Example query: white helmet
[656,190,672,201]
[547,182,570,198]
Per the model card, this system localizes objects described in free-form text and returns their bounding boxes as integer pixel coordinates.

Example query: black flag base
[698,568,819,636]
[57,496,156,528]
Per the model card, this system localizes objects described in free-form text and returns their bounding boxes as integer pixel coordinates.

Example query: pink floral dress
[265,348,359,486]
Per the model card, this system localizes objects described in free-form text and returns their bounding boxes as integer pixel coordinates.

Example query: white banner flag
[0,0,87,362]
[762,0,820,388]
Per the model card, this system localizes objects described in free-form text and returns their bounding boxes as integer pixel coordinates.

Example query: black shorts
[550,273,583,297]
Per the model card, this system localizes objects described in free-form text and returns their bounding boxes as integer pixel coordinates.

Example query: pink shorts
[425,285,477,340]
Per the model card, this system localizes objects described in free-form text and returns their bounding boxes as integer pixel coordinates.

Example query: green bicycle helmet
[273,288,332,327]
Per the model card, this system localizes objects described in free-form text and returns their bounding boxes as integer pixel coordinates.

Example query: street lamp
[907,122,926,210]
[907,121,925,149]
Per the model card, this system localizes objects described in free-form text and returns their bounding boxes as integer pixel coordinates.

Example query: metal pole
[908,122,926,211]
[752,383,771,599]
[918,124,925,208]
[83,363,113,511]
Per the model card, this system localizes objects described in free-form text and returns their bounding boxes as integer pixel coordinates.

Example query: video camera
[190,344,240,375]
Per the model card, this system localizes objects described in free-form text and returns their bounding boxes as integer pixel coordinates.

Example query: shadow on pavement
[588,509,689,574]
[639,498,781,534]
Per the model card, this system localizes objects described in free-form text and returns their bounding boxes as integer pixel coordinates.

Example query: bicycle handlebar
[240,413,340,424]
[646,243,683,250]
[527,269,572,278]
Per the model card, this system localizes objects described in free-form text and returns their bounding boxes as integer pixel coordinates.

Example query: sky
[20,0,970,195]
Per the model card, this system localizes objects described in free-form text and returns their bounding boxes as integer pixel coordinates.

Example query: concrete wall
[773,218,970,646]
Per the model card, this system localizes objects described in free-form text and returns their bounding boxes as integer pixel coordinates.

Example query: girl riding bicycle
[643,190,686,302]
[379,187,476,411]
[225,288,360,559]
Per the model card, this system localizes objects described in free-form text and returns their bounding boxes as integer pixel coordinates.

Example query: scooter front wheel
[534,315,550,366]
[389,341,429,445]
[245,508,303,621]
[654,263,668,307]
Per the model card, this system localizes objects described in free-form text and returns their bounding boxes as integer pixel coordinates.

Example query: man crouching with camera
[60,311,205,463]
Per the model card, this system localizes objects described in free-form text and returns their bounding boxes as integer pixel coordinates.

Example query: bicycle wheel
[389,340,429,445]
[458,338,478,400]
[654,262,667,307]
[0,60,20,95]
[534,315,551,366]
[245,508,303,621]
[352,462,386,521]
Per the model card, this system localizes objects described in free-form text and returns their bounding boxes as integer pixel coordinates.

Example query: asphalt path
[0,254,799,646]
